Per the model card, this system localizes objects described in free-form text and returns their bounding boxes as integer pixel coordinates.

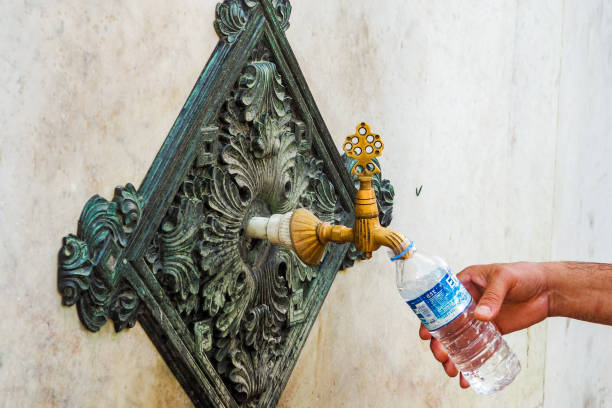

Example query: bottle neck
[390,240,415,261]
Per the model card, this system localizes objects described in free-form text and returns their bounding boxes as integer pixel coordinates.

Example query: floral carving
[146,50,341,406]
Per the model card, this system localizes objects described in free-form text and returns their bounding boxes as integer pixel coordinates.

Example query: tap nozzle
[245,123,411,266]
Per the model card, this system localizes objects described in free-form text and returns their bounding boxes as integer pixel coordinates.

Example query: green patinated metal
[58,1,394,407]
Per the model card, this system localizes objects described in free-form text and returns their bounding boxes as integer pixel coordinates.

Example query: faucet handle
[343,122,385,176]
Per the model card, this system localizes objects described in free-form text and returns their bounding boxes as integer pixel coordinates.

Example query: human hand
[418,262,551,389]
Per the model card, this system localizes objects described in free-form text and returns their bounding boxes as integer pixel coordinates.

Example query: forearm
[546,262,612,325]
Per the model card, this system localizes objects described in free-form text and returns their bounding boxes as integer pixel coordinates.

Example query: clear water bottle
[393,243,521,394]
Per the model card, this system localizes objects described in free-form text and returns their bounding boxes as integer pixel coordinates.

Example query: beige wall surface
[1,1,610,407]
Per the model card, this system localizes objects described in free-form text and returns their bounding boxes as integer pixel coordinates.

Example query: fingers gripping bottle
[393,243,521,394]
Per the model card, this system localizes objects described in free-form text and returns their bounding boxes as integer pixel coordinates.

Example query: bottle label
[406,271,472,331]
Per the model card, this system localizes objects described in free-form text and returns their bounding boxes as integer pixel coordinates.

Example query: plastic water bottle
[393,243,521,394]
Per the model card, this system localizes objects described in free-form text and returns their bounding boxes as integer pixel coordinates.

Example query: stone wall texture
[1,1,610,407]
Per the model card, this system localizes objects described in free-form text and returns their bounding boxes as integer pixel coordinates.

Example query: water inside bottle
[431,299,521,394]
[394,249,521,394]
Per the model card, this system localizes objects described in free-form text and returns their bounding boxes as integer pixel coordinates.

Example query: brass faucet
[246,123,411,266]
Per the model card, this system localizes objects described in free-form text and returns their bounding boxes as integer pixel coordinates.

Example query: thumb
[474,273,511,321]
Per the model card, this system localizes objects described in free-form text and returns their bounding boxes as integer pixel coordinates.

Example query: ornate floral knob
[343,122,385,176]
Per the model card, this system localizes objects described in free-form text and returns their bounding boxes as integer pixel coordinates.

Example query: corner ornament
[58,184,144,332]
[215,0,292,43]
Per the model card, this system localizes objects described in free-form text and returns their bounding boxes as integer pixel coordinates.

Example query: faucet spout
[372,226,411,259]
[244,122,411,266]
[244,209,410,266]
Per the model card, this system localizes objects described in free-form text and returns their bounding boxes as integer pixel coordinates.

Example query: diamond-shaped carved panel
[57,1,395,407]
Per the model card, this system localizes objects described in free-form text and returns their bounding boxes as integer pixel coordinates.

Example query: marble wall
[1,0,610,407]
[544,2,612,407]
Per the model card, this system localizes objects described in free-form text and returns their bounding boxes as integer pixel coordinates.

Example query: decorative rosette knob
[342,122,384,176]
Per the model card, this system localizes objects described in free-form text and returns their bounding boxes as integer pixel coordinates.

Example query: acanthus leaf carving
[158,196,203,315]
[214,0,292,44]
[147,48,343,405]
[271,0,292,31]
[240,61,290,125]
[215,1,249,44]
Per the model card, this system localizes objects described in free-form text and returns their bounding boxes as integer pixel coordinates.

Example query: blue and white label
[407,272,472,331]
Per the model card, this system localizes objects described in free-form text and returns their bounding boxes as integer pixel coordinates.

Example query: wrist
[544,262,612,324]
[542,262,565,318]
[544,261,589,318]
